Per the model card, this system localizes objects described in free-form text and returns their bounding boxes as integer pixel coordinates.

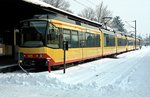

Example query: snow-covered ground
[0,46,150,97]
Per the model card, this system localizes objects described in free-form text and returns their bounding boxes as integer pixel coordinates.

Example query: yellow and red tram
[18,14,139,72]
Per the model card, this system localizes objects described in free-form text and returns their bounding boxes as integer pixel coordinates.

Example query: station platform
[0,56,19,72]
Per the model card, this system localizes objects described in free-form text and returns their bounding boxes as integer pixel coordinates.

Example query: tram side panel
[98,32,103,57]
[136,39,141,49]
[102,30,116,56]
[116,34,127,53]
[127,37,135,51]
[51,20,102,64]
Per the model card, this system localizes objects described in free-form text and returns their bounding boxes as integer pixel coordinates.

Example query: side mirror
[49,29,55,33]
[47,34,51,39]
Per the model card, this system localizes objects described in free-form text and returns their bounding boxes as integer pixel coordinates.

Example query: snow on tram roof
[23,0,102,27]
[24,0,52,7]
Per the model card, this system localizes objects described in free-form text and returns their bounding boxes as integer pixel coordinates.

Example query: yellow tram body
[116,33,127,53]
[127,36,135,51]
[102,29,117,56]
[19,18,102,65]
[19,14,138,67]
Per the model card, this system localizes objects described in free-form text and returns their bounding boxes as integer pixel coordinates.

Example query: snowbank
[0,46,150,97]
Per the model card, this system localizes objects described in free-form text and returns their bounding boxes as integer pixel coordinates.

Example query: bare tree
[95,2,103,23]
[78,1,112,23]
[95,1,112,23]
[78,7,96,21]
[41,0,72,12]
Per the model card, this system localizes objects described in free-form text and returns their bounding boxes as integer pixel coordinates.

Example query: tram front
[19,20,49,67]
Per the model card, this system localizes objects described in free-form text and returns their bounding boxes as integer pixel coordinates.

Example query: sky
[66,0,150,38]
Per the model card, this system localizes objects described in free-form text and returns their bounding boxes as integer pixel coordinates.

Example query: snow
[23,0,51,7]
[0,46,150,97]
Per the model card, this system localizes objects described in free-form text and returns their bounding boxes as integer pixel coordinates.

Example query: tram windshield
[20,20,48,47]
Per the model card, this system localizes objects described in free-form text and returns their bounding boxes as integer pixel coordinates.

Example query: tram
[18,14,137,71]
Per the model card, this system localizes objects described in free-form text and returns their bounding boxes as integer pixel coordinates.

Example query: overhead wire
[73,0,89,8]
[125,21,135,29]
[124,21,136,33]
[73,0,98,8]
[86,0,97,6]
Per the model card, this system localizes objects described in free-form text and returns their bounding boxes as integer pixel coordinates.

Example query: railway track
[0,49,141,74]
[0,64,47,73]
[0,64,20,73]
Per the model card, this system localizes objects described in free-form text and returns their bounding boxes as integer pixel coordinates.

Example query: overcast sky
[66,0,150,38]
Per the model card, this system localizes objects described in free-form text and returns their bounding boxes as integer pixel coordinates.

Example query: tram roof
[0,0,102,31]
[23,0,102,27]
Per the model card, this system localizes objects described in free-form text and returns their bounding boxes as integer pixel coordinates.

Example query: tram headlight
[24,54,45,58]
[39,54,43,58]
[35,54,44,58]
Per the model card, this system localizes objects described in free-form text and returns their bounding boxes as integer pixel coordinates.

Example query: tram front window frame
[20,20,48,47]
[20,20,61,49]
[47,23,60,49]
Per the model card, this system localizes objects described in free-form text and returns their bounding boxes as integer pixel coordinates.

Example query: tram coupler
[18,52,29,75]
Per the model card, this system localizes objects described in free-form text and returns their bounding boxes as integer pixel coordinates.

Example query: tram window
[71,30,79,48]
[104,34,108,47]
[79,32,83,47]
[96,34,100,47]
[118,38,122,46]
[21,21,47,47]
[120,39,126,46]
[122,39,126,46]
[128,40,133,46]
[104,34,115,47]
[86,33,90,47]
[47,26,59,48]
[109,36,115,46]
[79,32,86,47]
[86,33,95,47]
[91,34,95,47]
[63,29,71,47]
[123,39,126,46]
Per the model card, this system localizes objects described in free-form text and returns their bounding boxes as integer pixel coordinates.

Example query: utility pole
[125,20,137,49]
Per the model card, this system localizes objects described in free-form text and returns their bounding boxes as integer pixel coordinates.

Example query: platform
[0,56,19,73]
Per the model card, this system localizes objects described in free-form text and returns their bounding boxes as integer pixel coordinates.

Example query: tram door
[79,32,85,59]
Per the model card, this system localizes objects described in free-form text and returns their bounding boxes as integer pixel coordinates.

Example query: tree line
[41,0,126,33]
